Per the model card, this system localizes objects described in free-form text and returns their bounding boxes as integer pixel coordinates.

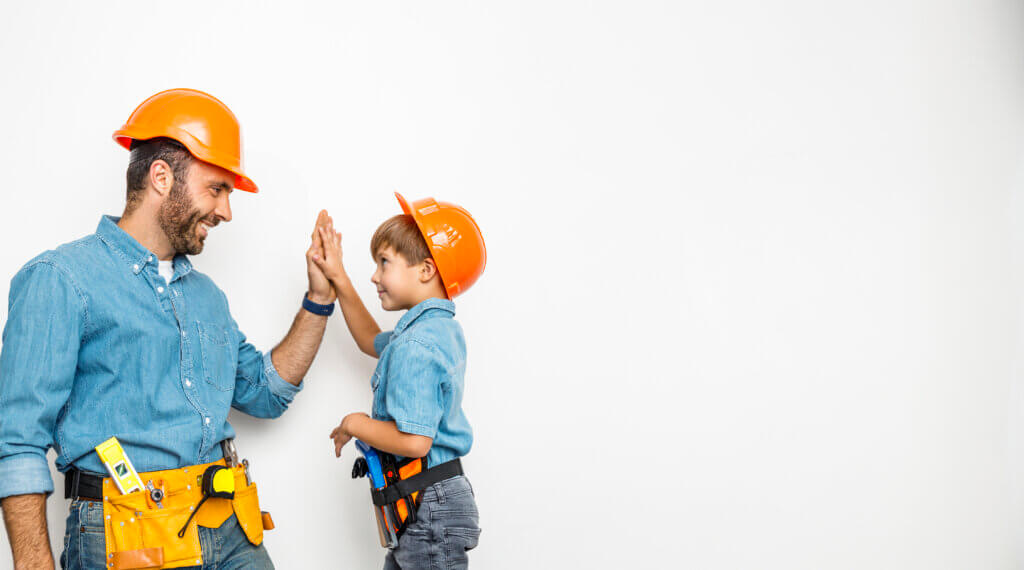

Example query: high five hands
[305,210,340,304]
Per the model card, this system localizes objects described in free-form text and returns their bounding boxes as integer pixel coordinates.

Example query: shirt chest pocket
[196,321,236,392]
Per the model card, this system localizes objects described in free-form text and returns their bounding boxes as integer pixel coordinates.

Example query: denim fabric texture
[371,298,473,467]
[0,215,302,498]
[383,475,481,570]
[60,499,274,569]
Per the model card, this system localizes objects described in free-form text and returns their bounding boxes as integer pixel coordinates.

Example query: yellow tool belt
[100,459,272,569]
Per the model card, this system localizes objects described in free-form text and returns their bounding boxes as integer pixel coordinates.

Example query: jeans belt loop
[436,480,446,505]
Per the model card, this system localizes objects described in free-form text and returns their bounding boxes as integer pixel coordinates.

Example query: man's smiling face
[158,159,234,255]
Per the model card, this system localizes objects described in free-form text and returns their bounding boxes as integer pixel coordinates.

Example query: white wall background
[1,1,1023,568]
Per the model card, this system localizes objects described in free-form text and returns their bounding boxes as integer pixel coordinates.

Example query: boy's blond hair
[370,214,432,265]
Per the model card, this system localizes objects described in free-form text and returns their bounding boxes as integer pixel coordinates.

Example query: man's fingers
[313,210,327,239]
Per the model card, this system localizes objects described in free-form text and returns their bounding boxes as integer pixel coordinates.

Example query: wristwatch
[302,293,335,316]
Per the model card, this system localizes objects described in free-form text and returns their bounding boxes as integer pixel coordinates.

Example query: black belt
[371,458,464,507]
[64,469,106,501]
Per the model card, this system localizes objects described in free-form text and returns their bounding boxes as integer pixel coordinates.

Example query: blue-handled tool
[355,440,387,489]
[354,440,399,547]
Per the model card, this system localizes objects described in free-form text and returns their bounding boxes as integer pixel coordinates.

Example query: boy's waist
[418,473,474,504]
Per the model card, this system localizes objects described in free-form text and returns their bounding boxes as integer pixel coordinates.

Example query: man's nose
[216,193,233,223]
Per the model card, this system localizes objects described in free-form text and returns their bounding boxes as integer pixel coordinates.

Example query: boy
[311,193,486,569]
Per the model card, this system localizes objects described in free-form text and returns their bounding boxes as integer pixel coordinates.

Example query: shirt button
[204,417,210,425]
[148,256,153,262]
[133,264,139,272]
[157,286,165,294]
[181,331,187,338]
[185,379,192,387]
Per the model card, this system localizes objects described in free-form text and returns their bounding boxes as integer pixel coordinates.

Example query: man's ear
[419,258,439,283]
[148,159,174,197]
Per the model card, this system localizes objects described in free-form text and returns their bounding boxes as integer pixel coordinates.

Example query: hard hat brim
[113,129,258,193]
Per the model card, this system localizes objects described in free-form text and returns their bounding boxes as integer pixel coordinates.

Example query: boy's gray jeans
[383,474,481,570]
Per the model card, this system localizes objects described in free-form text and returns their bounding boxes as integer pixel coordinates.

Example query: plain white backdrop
[1,1,1024,568]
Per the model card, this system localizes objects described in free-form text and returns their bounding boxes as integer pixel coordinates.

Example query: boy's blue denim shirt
[0,215,302,499]
[372,298,473,467]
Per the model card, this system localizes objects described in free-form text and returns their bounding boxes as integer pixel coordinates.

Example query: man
[0,88,338,568]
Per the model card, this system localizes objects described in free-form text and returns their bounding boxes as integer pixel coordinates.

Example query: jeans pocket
[63,501,107,570]
[443,527,481,570]
[197,321,235,391]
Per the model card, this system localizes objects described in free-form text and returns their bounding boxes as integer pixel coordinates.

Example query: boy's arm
[333,277,382,358]
[335,413,432,458]
[311,223,381,357]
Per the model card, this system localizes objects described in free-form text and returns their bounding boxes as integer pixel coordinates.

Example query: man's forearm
[271,293,330,385]
[1,493,53,570]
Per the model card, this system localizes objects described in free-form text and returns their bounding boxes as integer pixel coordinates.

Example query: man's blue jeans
[60,498,274,569]
[383,475,481,570]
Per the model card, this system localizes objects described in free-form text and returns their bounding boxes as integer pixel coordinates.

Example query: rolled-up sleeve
[0,261,84,499]
[384,339,448,438]
[231,323,303,419]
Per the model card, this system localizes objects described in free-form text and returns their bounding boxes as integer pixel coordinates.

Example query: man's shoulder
[15,233,102,282]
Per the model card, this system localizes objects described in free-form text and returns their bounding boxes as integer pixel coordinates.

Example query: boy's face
[371,246,428,311]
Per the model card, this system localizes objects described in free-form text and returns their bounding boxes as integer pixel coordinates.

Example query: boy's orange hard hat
[112,88,258,193]
[395,192,486,299]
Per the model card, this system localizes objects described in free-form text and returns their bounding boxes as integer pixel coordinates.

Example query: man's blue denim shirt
[372,298,473,467]
[0,215,302,499]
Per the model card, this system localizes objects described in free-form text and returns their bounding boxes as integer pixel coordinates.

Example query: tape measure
[178,465,236,538]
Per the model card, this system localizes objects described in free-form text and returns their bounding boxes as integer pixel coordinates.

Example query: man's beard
[158,182,208,256]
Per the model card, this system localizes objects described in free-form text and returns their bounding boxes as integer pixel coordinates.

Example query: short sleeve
[373,330,395,358]
[383,340,448,438]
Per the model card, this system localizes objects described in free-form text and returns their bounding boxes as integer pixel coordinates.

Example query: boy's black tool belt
[371,457,463,508]
[353,453,463,541]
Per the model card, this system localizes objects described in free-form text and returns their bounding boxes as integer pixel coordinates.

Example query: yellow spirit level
[94,437,144,495]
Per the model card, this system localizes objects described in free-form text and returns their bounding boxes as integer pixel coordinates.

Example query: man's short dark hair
[125,137,193,213]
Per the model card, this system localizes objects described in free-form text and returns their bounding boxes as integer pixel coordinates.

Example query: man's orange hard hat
[396,192,486,299]
[113,88,258,193]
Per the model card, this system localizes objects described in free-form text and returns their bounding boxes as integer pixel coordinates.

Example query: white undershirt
[158,259,174,284]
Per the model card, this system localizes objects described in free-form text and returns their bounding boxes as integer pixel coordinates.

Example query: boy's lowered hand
[330,416,354,457]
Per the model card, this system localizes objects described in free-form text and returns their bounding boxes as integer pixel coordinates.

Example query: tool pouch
[101,460,272,569]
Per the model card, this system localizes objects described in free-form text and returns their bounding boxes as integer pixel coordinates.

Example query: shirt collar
[95,215,193,280]
[393,298,455,336]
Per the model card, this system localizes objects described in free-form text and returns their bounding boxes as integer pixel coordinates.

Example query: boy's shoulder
[401,314,463,347]
[385,317,465,368]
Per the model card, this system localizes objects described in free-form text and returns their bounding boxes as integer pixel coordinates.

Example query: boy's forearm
[343,414,432,458]
[332,277,381,357]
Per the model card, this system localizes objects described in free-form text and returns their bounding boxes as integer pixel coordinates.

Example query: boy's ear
[419,258,438,283]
